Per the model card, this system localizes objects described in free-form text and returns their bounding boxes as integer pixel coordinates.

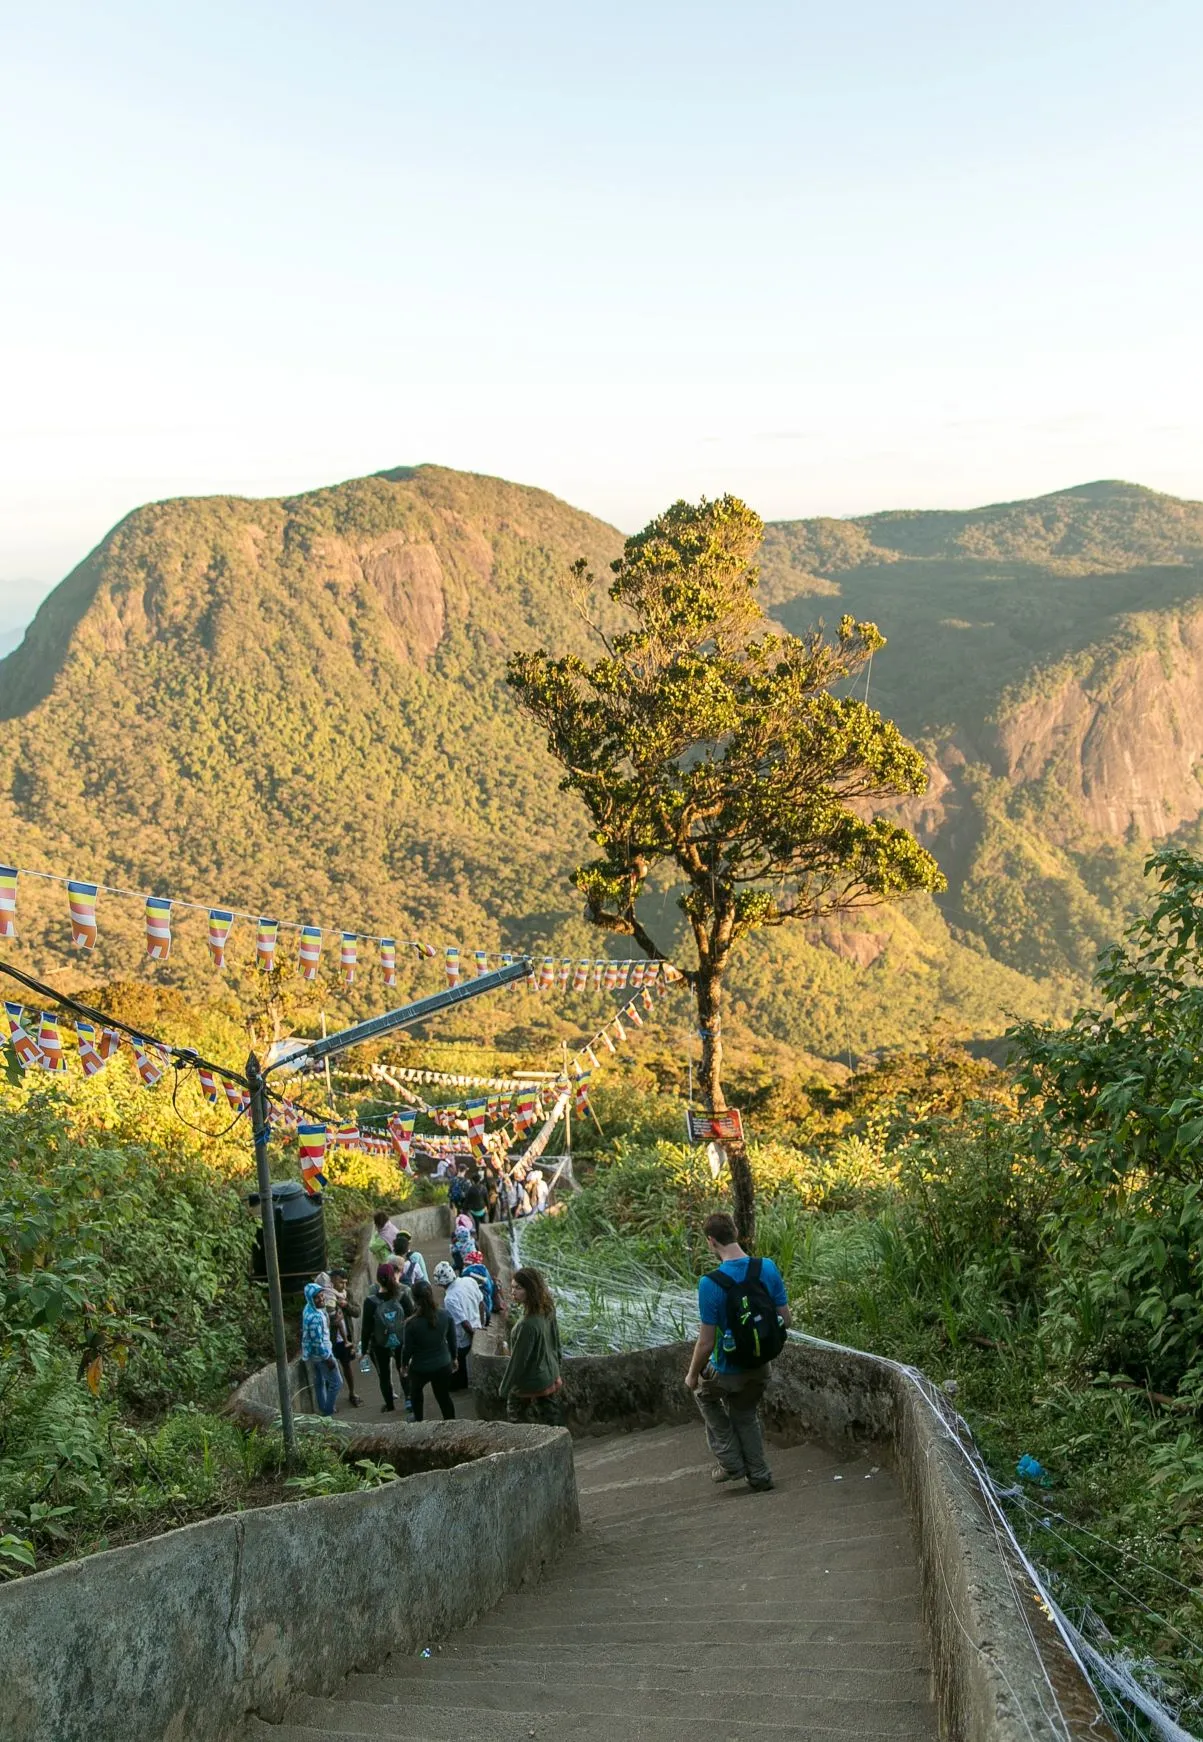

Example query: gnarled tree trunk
[696,965,756,1246]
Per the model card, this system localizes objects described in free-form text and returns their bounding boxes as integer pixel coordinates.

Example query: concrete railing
[0,1421,578,1742]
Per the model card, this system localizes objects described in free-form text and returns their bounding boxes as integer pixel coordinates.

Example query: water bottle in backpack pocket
[374,1299,403,1352]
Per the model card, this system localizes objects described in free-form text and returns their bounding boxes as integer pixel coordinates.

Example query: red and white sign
[685,1108,744,1144]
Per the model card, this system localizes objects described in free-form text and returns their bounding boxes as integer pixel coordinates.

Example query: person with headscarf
[301,1281,342,1417]
[434,1260,483,1391]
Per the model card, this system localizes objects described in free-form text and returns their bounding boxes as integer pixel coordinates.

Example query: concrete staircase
[248,1423,937,1740]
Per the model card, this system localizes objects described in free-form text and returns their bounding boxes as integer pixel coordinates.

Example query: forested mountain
[2,467,1200,1065]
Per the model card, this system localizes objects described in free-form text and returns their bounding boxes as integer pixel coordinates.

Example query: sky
[1,0,1201,629]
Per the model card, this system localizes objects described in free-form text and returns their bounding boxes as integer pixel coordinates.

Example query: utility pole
[246,1050,297,1464]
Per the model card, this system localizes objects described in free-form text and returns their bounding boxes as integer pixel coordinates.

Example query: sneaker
[711,1467,745,1484]
[747,1476,775,1492]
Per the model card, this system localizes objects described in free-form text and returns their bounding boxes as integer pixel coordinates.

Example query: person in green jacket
[499,1267,565,1426]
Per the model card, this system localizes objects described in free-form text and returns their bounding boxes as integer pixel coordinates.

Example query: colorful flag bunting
[574,1071,591,1116]
[592,960,605,990]
[514,1089,537,1133]
[387,1110,416,1167]
[131,1038,166,1088]
[641,985,655,1011]
[7,1016,42,1069]
[99,1027,122,1061]
[298,925,322,980]
[615,962,630,988]
[197,1067,219,1103]
[37,1014,66,1072]
[445,946,460,987]
[0,866,16,938]
[208,908,234,969]
[380,938,397,987]
[333,1124,361,1149]
[67,880,99,949]
[340,933,358,984]
[256,917,279,972]
[538,957,555,992]
[572,960,589,992]
[631,961,645,990]
[603,961,618,991]
[298,1123,328,1194]
[625,999,644,1029]
[557,959,572,989]
[145,896,172,960]
[466,1097,487,1144]
[75,1021,104,1076]
[474,949,489,977]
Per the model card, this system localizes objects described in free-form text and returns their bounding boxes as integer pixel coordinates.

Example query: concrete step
[464,1616,928,1647]
[494,1561,924,1604]
[251,1701,935,1741]
[355,1661,931,1701]
[383,1638,933,1675]
[479,1590,923,1629]
[341,1672,932,1720]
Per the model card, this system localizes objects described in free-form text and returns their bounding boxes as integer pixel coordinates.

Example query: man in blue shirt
[685,1212,790,1492]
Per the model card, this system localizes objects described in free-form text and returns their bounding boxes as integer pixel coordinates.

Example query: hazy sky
[2,1,1201,625]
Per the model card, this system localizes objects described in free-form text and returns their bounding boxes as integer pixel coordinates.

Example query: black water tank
[250,1181,326,1290]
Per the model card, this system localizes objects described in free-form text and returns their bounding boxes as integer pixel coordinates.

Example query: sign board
[685,1108,743,1144]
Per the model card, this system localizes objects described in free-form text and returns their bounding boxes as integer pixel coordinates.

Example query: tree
[508,496,945,1240]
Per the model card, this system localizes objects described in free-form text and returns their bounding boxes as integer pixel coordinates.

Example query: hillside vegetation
[1,468,1201,1063]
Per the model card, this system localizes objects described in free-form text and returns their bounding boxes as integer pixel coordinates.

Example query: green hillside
[2,468,1201,1066]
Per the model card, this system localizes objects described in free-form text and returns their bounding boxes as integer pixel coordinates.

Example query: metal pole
[319,1009,336,1110]
[562,1040,571,1159]
[247,1051,297,1463]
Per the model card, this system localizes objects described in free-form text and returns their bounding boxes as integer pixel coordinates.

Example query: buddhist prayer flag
[67,880,99,949]
[466,1097,487,1144]
[208,909,234,969]
[603,961,618,991]
[631,961,645,990]
[197,1067,219,1103]
[145,896,172,960]
[592,960,605,990]
[99,1026,122,1061]
[612,1014,626,1043]
[132,1039,165,1088]
[387,1110,416,1167]
[37,1015,66,1072]
[538,957,555,992]
[474,950,489,977]
[340,933,358,984]
[625,999,644,1029]
[4,1001,23,1037]
[0,866,16,938]
[221,1076,244,1111]
[298,926,322,980]
[642,985,655,1012]
[557,959,572,989]
[572,960,589,992]
[8,1015,43,1069]
[75,1021,104,1077]
[333,1124,361,1150]
[644,962,660,986]
[380,938,397,987]
[514,1089,537,1133]
[298,1123,328,1194]
[585,1047,600,1071]
[445,946,460,987]
[574,1071,591,1116]
[615,962,630,989]
[600,1027,616,1053]
[256,917,279,972]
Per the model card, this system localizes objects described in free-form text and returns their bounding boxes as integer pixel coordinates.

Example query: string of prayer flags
[538,957,555,992]
[197,1067,219,1104]
[387,1109,416,1167]
[380,938,396,987]
[474,949,488,978]
[445,946,460,987]
[466,1097,487,1150]
[37,1014,66,1072]
[145,896,172,960]
[99,1026,122,1061]
[340,933,358,985]
[298,1124,328,1194]
[624,998,644,1029]
[67,880,99,949]
[256,918,279,972]
[574,1071,591,1116]
[208,909,234,969]
[0,866,17,938]
[332,1124,361,1150]
[75,1021,105,1077]
[298,926,322,980]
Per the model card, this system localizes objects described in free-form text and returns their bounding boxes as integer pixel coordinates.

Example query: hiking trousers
[694,1363,771,1485]
[306,1357,342,1418]
[410,1367,456,1421]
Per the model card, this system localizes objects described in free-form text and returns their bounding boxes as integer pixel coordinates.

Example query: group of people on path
[303,1201,789,1491]
[300,1209,566,1426]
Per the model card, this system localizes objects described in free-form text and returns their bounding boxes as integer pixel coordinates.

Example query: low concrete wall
[472,1333,1107,1742]
[0,1422,578,1742]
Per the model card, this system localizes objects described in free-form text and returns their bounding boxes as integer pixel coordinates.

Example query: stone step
[384,1639,932,1675]
[251,1699,934,1742]
[357,1660,930,1700]
[496,1561,923,1604]
[480,1590,922,1628]
[343,1670,932,1719]
[464,1615,927,1647]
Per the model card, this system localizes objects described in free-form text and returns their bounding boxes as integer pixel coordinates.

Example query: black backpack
[709,1259,786,1369]
[373,1297,404,1352]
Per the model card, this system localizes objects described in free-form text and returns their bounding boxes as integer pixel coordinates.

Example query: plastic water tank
[250,1180,326,1290]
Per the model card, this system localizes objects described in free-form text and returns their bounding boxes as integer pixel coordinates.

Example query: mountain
[1,467,1200,1066]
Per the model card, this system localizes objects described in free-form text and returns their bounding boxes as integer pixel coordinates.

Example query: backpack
[373,1297,404,1352]
[708,1259,786,1369]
